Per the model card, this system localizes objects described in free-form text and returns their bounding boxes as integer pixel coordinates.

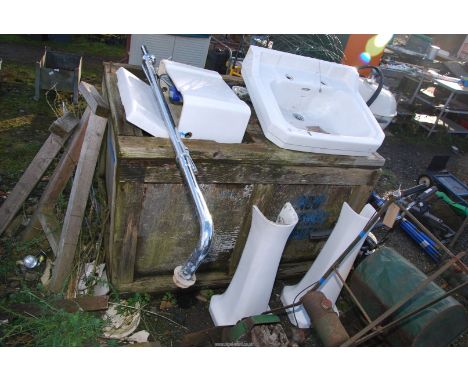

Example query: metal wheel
[417,174,432,187]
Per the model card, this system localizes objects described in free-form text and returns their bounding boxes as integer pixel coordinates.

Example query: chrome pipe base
[173,265,196,288]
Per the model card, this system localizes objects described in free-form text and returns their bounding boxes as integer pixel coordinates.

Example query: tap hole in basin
[285,74,294,80]
[301,87,311,91]
[293,112,304,121]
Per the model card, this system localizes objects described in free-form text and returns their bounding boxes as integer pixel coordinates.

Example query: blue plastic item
[370,192,441,262]
[169,85,183,104]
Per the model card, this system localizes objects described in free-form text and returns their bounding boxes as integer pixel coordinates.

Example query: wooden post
[48,112,107,292]
[0,113,79,236]
[110,182,144,286]
[78,82,109,118]
[22,109,91,244]
[34,61,41,101]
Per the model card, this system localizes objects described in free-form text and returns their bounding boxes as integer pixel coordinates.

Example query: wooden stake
[0,113,79,236]
[22,108,91,244]
[48,112,107,292]
[78,81,110,118]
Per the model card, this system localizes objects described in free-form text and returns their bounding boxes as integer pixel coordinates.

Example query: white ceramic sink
[116,63,251,143]
[158,59,251,143]
[242,46,385,156]
[116,67,168,138]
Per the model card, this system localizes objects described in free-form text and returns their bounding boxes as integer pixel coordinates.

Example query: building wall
[128,34,211,68]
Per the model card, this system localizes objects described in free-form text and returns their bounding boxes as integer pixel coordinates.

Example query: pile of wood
[0,82,110,293]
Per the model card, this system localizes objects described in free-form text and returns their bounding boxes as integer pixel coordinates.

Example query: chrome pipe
[141,45,214,288]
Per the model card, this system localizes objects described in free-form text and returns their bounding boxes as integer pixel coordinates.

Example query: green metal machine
[350,247,468,346]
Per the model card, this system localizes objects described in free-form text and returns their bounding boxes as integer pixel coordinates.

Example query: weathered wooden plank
[48,113,107,292]
[0,116,78,236]
[132,183,371,276]
[49,112,80,138]
[5,295,108,316]
[228,184,275,275]
[124,163,377,186]
[119,261,313,293]
[118,136,385,168]
[260,185,352,263]
[348,184,377,212]
[109,181,144,286]
[56,295,109,312]
[116,182,144,285]
[38,210,61,255]
[79,81,110,118]
[134,183,252,275]
[22,109,91,242]
[104,121,117,271]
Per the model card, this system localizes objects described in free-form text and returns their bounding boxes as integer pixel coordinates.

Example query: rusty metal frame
[333,188,468,346]
[352,279,468,346]
[341,251,466,346]
[315,191,468,346]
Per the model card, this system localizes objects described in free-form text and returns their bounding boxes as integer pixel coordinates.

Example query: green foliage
[115,293,150,315]
[0,254,16,283]
[162,291,177,305]
[0,35,123,182]
[106,338,120,347]
[0,35,126,58]
[268,34,345,63]
[0,289,104,346]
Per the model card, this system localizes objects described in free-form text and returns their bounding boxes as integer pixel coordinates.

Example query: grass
[0,61,59,182]
[0,35,126,58]
[0,289,105,346]
[0,38,103,185]
[0,36,120,346]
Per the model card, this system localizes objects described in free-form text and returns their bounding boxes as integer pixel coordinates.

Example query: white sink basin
[116,67,168,138]
[242,46,385,156]
[158,60,251,143]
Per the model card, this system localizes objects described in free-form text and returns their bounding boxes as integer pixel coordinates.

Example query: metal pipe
[141,45,214,288]
[334,269,373,324]
[302,291,350,346]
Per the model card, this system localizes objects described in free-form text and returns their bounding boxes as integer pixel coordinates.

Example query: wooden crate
[101,62,384,293]
[34,48,82,103]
